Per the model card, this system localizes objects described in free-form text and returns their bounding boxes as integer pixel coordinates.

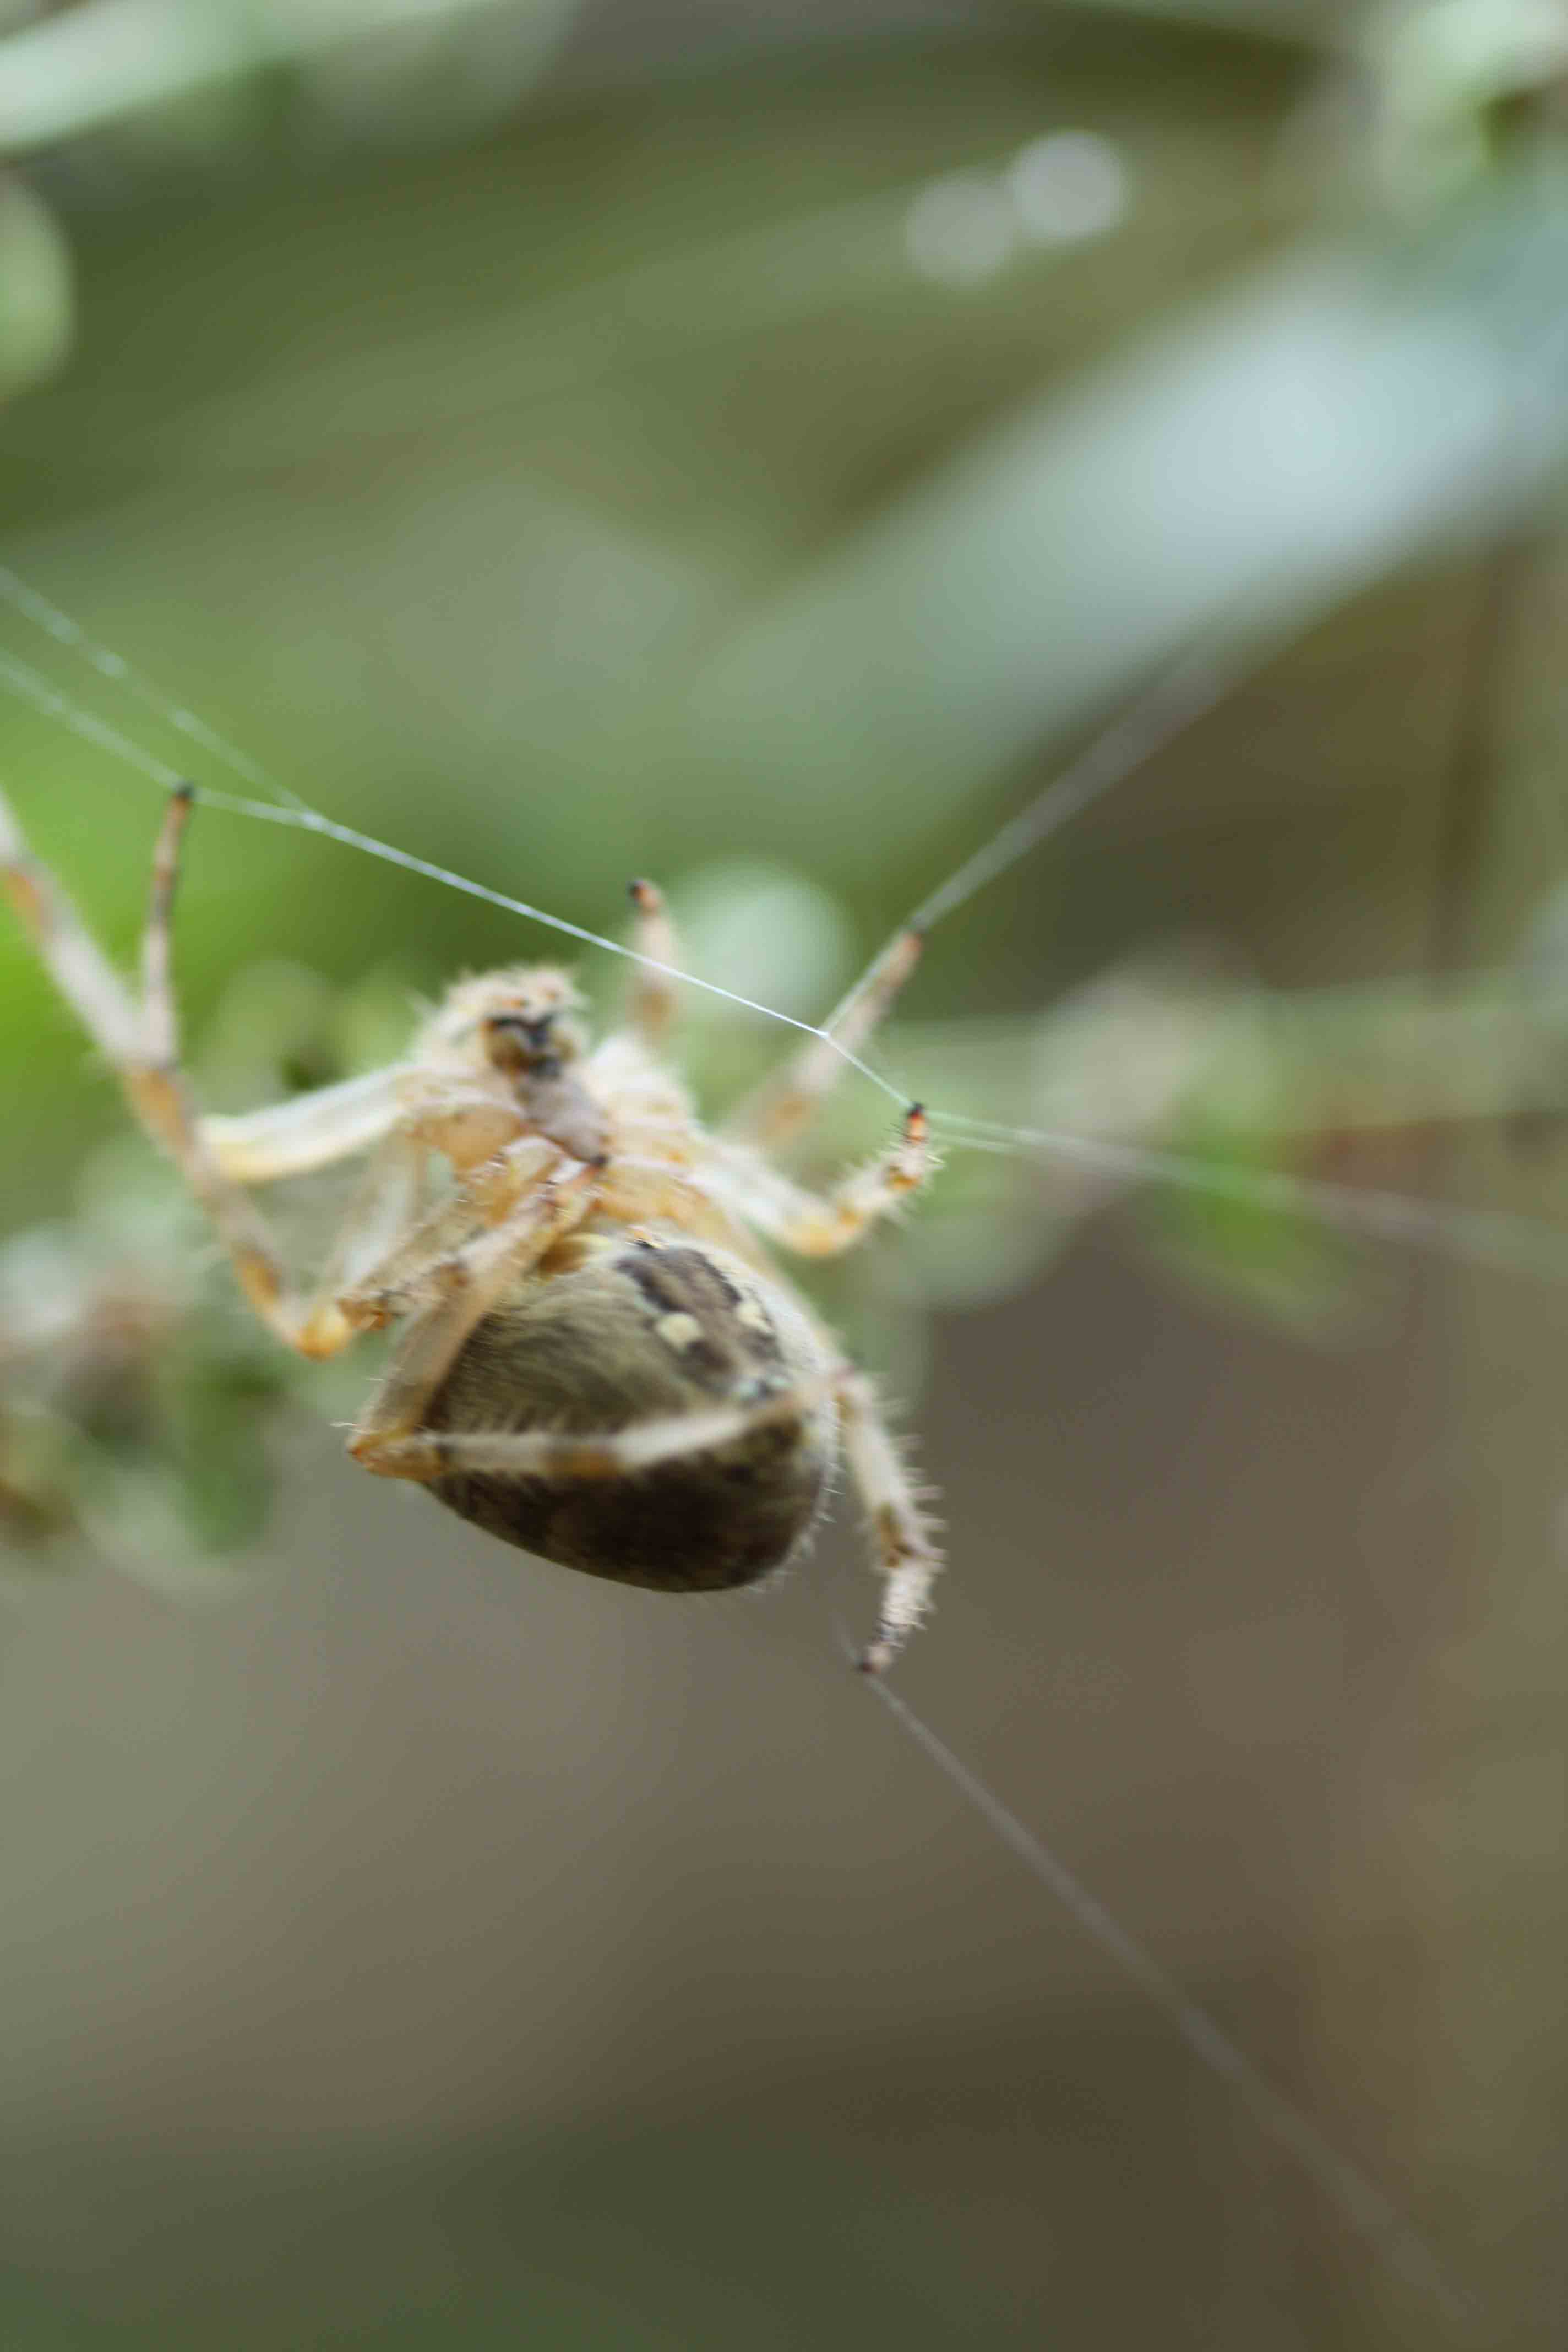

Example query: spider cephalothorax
[0,787,940,1670]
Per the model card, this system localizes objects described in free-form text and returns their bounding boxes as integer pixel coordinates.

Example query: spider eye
[484,1010,558,1069]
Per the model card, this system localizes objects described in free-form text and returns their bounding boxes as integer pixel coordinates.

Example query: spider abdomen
[424,1237,836,1592]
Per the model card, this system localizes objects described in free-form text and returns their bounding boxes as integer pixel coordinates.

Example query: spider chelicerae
[0,782,939,1670]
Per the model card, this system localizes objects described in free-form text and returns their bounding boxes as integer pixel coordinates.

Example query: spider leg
[625,877,681,1047]
[723,925,922,1148]
[349,1154,597,1462]
[712,1104,933,1256]
[249,1114,559,1359]
[0,783,142,1060]
[139,776,192,1065]
[837,1373,944,1674]
[358,1359,939,1670]
[358,1370,842,1485]
[0,783,349,1358]
[200,1066,415,1184]
[336,1134,559,1326]
[287,1130,432,1355]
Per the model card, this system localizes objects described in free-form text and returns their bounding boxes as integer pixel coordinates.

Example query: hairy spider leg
[355,1359,940,1670]
[710,1104,933,1255]
[336,1133,562,1327]
[837,1374,944,1672]
[349,1153,598,1459]
[625,878,682,1047]
[200,1066,415,1184]
[724,925,923,1148]
[0,782,354,1358]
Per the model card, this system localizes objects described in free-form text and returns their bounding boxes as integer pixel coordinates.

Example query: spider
[0,782,939,1670]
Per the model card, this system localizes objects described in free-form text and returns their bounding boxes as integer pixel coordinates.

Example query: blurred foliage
[0,1136,282,1571]
[7,888,1568,1582]
[0,0,580,159]
[3,6,1568,2346]
[0,171,71,396]
[4,0,1568,1570]
[0,963,406,1586]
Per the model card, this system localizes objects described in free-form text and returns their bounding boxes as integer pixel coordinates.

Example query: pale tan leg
[713,1105,933,1257]
[139,778,191,1066]
[360,1358,941,1672]
[0,783,141,1060]
[0,783,347,1358]
[200,1066,415,1185]
[837,1374,944,1674]
[349,1157,597,1463]
[291,1132,431,1355]
[358,1371,841,1485]
[336,1135,559,1327]
[625,878,680,1047]
[724,927,923,1148]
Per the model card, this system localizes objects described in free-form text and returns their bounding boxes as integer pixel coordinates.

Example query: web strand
[905,635,1256,938]
[837,1618,1475,2326]
[0,563,1521,2326]
[0,644,901,1080]
[3,574,1562,1288]
[930,1111,1568,1283]
[0,648,187,790]
[197,785,905,1069]
[0,566,312,813]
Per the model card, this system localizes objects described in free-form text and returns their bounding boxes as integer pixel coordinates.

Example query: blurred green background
[2,3,1567,2346]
